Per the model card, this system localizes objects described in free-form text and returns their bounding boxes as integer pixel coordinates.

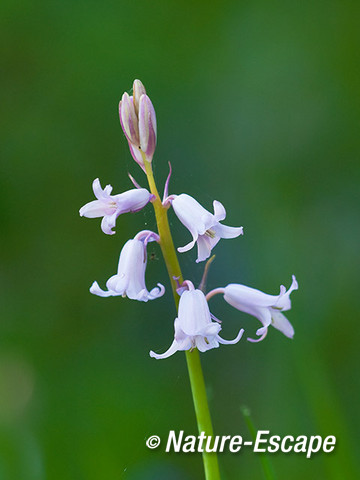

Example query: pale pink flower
[90,231,165,302]
[79,178,151,235]
[150,281,243,359]
[170,194,243,263]
[219,275,298,342]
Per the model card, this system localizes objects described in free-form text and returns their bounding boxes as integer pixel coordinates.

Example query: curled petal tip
[256,326,267,336]
[149,283,166,299]
[247,328,268,343]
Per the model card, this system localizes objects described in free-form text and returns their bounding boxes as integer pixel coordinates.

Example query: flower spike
[150,284,243,359]
[90,230,165,302]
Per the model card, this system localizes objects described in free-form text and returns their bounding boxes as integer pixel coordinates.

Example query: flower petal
[150,318,192,359]
[139,94,157,158]
[79,200,109,218]
[213,200,226,221]
[135,288,152,302]
[101,213,117,235]
[195,335,220,352]
[213,223,243,239]
[148,283,166,300]
[196,235,213,263]
[119,93,140,146]
[216,328,244,345]
[92,178,113,200]
[150,339,180,359]
[224,284,282,309]
[177,237,197,254]
[89,281,113,297]
[172,194,209,235]
[114,188,151,214]
[247,329,268,343]
[178,290,212,336]
[200,322,221,337]
[274,275,298,311]
[271,310,295,338]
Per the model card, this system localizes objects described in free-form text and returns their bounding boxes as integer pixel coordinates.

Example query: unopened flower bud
[119,92,140,146]
[119,80,157,168]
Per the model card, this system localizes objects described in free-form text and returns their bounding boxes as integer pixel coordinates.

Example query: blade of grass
[240,406,277,480]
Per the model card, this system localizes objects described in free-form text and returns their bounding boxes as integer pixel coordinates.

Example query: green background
[1,0,359,478]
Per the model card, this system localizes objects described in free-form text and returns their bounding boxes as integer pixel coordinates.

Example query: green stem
[185,349,220,479]
[144,157,221,480]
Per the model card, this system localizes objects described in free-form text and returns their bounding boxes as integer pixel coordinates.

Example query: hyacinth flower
[165,193,243,262]
[80,79,299,480]
[150,281,244,359]
[90,230,165,302]
[79,178,152,235]
[206,275,298,342]
[119,79,157,172]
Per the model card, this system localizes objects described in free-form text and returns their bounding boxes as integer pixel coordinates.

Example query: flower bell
[150,281,244,359]
[221,275,298,342]
[119,79,157,171]
[90,230,165,302]
[169,194,243,263]
[79,178,151,235]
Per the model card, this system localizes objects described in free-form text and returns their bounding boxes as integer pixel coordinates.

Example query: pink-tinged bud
[119,80,157,168]
[119,92,140,146]
[133,79,146,116]
[139,94,157,159]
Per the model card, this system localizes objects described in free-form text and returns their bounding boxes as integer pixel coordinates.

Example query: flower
[79,178,151,235]
[222,275,298,342]
[170,194,243,263]
[90,230,165,302]
[150,281,243,359]
[119,80,157,171]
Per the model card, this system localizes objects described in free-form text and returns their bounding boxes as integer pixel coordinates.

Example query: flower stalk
[143,154,221,480]
[80,79,298,480]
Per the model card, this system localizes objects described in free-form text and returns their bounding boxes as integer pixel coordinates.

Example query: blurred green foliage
[1,0,359,478]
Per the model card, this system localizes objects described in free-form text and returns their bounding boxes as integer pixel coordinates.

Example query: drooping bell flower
[90,231,165,302]
[169,194,243,263]
[216,275,298,342]
[79,178,151,235]
[150,281,243,359]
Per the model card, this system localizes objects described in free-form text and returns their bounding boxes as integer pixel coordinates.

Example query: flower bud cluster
[119,79,157,171]
[80,80,298,359]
